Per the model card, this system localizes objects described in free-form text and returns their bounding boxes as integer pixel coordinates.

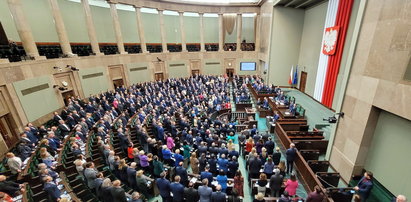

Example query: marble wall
[330,0,411,182]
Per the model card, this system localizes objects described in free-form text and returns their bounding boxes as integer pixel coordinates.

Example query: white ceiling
[157,0,262,6]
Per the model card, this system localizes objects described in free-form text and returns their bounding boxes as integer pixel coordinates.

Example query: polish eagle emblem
[322,26,339,55]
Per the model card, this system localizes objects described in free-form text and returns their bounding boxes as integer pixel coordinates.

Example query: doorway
[226,68,234,78]
[192,70,200,76]
[299,71,307,93]
[155,73,164,81]
[113,79,124,89]
[0,115,18,148]
[61,90,75,106]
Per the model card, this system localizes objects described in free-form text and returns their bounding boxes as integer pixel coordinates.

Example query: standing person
[269,169,284,197]
[84,162,98,191]
[211,185,227,202]
[272,147,281,165]
[110,180,127,202]
[170,176,185,202]
[284,174,299,197]
[233,170,244,197]
[156,172,171,202]
[153,156,164,178]
[263,157,275,178]
[285,143,297,174]
[216,170,228,193]
[248,153,262,180]
[198,179,212,202]
[190,152,200,174]
[184,182,199,202]
[354,171,374,202]
[5,153,22,176]
[306,186,325,202]
[43,176,61,201]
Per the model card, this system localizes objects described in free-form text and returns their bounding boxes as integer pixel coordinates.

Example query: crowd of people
[0,74,407,202]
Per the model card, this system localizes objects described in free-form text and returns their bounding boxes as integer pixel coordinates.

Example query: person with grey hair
[130,192,143,202]
[270,168,284,197]
[286,143,297,174]
[394,195,407,202]
[211,184,227,202]
[198,178,212,202]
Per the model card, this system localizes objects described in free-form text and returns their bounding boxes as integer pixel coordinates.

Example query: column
[236,13,242,51]
[158,9,168,53]
[179,11,187,52]
[218,13,224,52]
[254,14,261,52]
[199,13,205,52]
[134,6,147,53]
[81,0,103,55]
[109,2,127,54]
[6,0,45,60]
[48,0,76,57]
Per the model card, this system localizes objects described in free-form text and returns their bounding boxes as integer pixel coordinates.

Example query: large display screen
[240,62,256,71]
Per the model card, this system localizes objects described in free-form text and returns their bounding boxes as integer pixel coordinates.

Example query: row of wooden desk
[247,84,340,202]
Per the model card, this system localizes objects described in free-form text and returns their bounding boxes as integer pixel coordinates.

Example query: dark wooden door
[299,71,307,92]
[192,70,200,76]
[0,115,17,148]
[61,90,75,106]
[155,73,164,81]
[226,68,234,77]
[113,79,124,89]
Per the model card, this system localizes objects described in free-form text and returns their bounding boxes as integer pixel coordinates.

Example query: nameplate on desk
[285,112,290,115]
[280,103,285,106]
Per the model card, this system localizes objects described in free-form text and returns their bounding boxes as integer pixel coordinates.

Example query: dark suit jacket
[249,158,262,174]
[286,148,297,161]
[110,186,127,202]
[357,177,373,200]
[0,181,20,196]
[200,171,213,185]
[184,187,199,201]
[44,182,61,201]
[211,191,227,202]
[170,182,184,201]
[156,178,171,197]
[175,166,188,184]
[101,186,114,202]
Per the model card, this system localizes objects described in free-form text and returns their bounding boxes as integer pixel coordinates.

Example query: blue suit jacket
[358,177,373,200]
[170,182,184,201]
[200,171,213,185]
[44,182,61,201]
[156,178,171,197]
[211,191,227,202]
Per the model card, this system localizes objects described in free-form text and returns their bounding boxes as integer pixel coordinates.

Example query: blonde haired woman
[190,152,200,174]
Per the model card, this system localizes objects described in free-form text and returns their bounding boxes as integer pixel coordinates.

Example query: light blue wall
[365,110,411,198]
[90,3,115,43]
[203,59,223,75]
[142,13,161,43]
[13,76,60,122]
[168,61,189,78]
[22,0,59,42]
[0,0,20,41]
[59,0,89,43]
[118,8,139,43]
[165,15,181,44]
[78,67,110,97]
[184,16,200,43]
[127,63,150,84]
[203,17,219,43]
[268,7,305,86]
